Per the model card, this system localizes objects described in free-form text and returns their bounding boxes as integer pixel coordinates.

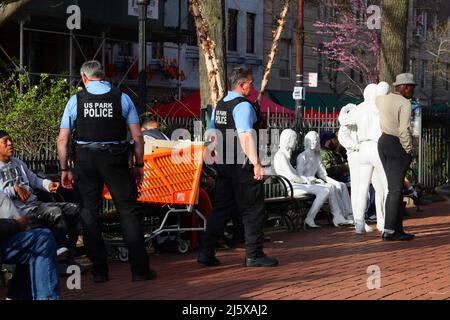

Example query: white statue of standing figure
[339,82,389,233]
[273,129,330,228]
[337,103,359,212]
[296,131,353,228]
[338,103,373,233]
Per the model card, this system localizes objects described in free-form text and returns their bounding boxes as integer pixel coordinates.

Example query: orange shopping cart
[102,142,207,260]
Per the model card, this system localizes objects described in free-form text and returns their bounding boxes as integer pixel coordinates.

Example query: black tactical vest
[214,96,261,165]
[76,88,127,142]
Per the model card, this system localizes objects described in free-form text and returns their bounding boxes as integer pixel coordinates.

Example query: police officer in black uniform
[197,67,278,267]
[57,60,155,282]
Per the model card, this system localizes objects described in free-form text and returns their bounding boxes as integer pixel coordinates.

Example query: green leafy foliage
[0,71,77,156]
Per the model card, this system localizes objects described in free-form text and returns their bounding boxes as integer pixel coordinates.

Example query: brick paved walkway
[58,201,450,300]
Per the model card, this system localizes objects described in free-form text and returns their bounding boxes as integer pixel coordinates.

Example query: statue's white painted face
[280,129,297,151]
[305,131,320,151]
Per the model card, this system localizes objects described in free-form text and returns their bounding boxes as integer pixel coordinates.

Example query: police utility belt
[76,142,131,155]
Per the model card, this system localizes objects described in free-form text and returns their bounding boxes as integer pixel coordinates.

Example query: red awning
[151,89,294,117]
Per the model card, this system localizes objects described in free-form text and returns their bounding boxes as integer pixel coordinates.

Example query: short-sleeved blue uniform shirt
[60,81,139,144]
[211,91,257,133]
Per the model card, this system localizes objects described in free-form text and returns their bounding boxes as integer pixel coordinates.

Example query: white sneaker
[333,215,353,227]
[355,222,366,234]
[355,222,373,234]
[56,247,69,261]
[364,223,373,233]
[304,218,320,229]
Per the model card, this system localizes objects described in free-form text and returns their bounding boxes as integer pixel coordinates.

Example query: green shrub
[0,72,77,156]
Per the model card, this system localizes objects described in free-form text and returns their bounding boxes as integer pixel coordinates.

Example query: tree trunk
[196,0,227,109]
[380,0,409,84]
[0,0,33,27]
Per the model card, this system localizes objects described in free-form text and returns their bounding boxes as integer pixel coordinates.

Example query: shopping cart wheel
[177,240,189,254]
[117,246,129,262]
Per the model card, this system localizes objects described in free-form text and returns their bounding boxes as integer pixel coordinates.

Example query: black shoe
[197,253,221,267]
[245,255,279,267]
[93,274,110,283]
[382,232,414,241]
[132,269,157,281]
[215,243,230,251]
[397,229,415,239]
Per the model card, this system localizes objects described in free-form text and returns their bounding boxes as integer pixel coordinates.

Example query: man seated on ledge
[0,197,60,300]
[0,130,80,265]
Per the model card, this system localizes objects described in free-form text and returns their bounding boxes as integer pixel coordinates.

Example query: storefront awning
[268,91,361,111]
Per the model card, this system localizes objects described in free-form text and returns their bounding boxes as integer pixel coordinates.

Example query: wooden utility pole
[380,0,409,84]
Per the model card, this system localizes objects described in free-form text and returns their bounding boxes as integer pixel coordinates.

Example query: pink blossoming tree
[314,0,381,95]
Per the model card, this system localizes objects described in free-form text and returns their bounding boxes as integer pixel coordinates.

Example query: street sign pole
[295,0,304,143]
[137,0,149,116]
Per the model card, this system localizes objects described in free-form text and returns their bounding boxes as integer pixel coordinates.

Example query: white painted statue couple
[273,129,353,228]
[272,82,389,232]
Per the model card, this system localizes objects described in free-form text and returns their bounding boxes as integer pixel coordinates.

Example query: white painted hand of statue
[340,103,356,114]
[292,177,306,184]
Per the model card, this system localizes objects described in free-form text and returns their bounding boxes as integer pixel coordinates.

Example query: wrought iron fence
[15,105,449,214]
[418,108,449,190]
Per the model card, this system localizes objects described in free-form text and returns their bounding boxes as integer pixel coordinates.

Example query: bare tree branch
[258,0,290,103]
[0,0,32,27]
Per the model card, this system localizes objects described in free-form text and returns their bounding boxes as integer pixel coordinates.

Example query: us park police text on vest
[83,102,114,118]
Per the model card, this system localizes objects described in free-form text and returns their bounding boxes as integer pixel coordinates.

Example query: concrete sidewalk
[59,200,450,300]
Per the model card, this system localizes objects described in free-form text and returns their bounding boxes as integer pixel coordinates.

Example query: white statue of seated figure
[273,129,330,228]
[294,131,353,228]
[339,82,389,233]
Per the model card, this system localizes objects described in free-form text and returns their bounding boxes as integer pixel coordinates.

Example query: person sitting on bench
[1,193,60,300]
[0,130,80,263]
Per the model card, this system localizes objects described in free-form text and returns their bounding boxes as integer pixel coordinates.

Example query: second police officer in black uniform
[198,67,278,268]
[57,60,156,282]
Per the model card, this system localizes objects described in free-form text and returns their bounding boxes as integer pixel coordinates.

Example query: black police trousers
[74,145,149,277]
[199,164,266,259]
[378,134,412,232]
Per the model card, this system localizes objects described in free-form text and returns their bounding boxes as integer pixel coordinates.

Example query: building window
[350,68,355,81]
[246,13,256,54]
[228,9,238,52]
[420,59,427,88]
[359,71,364,83]
[279,39,290,78]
